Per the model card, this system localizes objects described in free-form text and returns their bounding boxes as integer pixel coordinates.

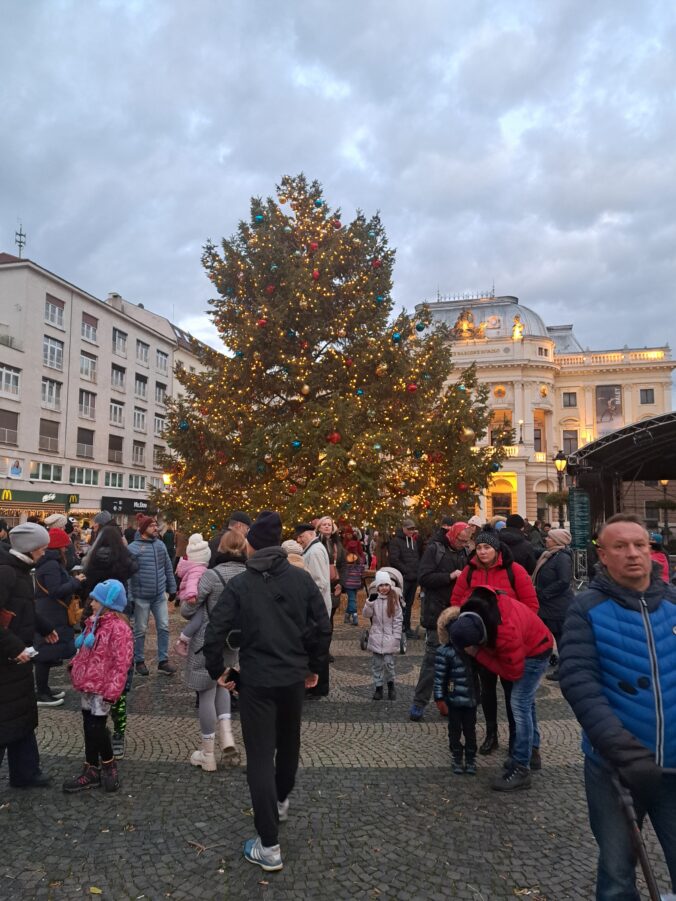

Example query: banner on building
[595,385,623,437]
[100,496,157,515]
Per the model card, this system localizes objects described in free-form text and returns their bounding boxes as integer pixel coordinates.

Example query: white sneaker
[277,798,289,822]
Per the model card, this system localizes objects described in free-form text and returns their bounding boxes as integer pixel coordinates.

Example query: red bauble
[326,430,342,444]
[217,451,228,464]
[309,241,319,252]
[423,499,431,509]
[299,339,309,350]
[332,220,342,229]
[407,383,418,393]
[457,481,469,492]
[344,357,353,367]
[256,317,267,328]
[371,258,382,269]
[312,269,320,280]
[265,284,276,295]
[287,484,298,495]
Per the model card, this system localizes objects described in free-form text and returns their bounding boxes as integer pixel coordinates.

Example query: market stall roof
[567,412,676,481]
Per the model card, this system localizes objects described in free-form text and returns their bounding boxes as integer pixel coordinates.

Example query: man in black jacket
[203,511,331,873]
[388,517,422,638]
[499,514,538,574]
[409,522,469,721]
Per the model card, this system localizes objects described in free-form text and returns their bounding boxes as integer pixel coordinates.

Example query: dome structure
[419,295,549,340]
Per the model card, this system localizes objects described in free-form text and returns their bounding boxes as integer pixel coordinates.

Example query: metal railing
[38,436,59,453]
[76,443,94,459]
[108,450,123,463]
[79,404,95,419]
[0,427,18,445]
[132,451,146,466]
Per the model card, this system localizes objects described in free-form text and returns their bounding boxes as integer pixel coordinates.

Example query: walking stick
[610,771,662,901]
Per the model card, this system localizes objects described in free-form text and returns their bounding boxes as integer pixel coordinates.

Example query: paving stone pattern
[1,604,669,900]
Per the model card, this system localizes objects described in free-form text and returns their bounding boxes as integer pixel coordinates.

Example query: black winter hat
[474,531,501,552]
[247,511,283,549]
[505,514,525,530]
[229,510,252,527]
[294,523,315,536]
[449,611,487,649]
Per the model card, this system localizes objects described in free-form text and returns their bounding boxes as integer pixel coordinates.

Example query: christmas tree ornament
[291,439,302,449]
[301,384,311,395]
[344,357,353,367]
[295,476,307,487]
[458,384,466,392]
[299,340,309,350]
[284,225,292,233]
[392,332,401,343]
[375,363,388,376]
[457,482,468,492]
[256,463,266,473]
[287,484,298,495]
[355,388,364,396]
[347,459,357,469]
[279,195,287,204]
[422,372,431,380]
[275,467,290,480]
[461,426,475,442]
[294,250,302,257]
[491,461,501,472]
[407,383,418,392]
[265,284,276,295]
[256,317,268,328]
[235,351,244,358]
[264,453,273,464]
[336,328,347,338]
[373,443,382,451]
[309,241,319,252]
[413,449,422,458]
[312,269,320,280]
[179,420,189,431]
[376,295,384,304]
[314,198,324,207]
[326,430,342,444]
[371,258,382,269]
[286,328,297,338]
[332,220,342,229]
[368,230,376,238]
[415,322,425,332]
[270,264,279,272]
[423,499,431,509]
[254,214,264,223]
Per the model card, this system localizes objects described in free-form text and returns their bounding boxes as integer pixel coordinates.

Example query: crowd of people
[0,505,674,898]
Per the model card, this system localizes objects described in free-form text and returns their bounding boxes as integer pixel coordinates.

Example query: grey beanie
[9,522,50,554]
[94,510,113,526]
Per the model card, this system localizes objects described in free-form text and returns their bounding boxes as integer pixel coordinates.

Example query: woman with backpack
[531,528,574,682]
[451,531,538,758]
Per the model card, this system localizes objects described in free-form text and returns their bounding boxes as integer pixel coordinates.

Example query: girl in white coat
[363,570,403,701]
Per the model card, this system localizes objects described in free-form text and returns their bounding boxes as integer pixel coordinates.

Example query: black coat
[388,530,422,583]
[83,544,136,597]
[418,533,468,629]
[0,548,52,744]
[533,548,574,622]
[203,546,332,688]
[34,550,79,663]
[499,528,538,574]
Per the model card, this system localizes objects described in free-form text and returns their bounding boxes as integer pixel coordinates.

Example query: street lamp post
[554,450,567,528]
[518,419,524,445]
[659,479,669,544]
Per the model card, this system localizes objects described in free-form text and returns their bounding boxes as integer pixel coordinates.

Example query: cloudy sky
[2,0,675,354]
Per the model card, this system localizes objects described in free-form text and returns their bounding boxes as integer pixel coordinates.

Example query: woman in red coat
[451,531,539,757]
[458,584,553,791]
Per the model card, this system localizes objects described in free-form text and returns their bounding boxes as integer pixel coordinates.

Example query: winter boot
[372,685,384,701]
[492,762,532,791]
[351,613,359,626]
[217,718,240,765]
[451,750,464,775]
[344,613,351,624]
[465,750,477,775]
[100,759,120,793]
[387,681,396,701]
[62,763,101,793]
[530,747,542,771]
[479,725,499,755]
[190,736,217,772]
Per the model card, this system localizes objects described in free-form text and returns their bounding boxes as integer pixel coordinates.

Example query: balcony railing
[79,404,95,419]
[0,333,24,352]
[38,436,59,453]
[76,443,94,459]
[532,451,548,463]
[557,348,670,367]
[108,449,123,463]
[132,451,146,466]
[0,427,18,445]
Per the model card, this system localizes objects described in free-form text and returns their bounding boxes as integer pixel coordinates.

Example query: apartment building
[0,253,204,526]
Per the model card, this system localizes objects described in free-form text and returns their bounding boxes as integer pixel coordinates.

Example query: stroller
[360,565,407,655]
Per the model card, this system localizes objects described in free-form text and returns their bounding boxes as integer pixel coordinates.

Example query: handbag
[36,577,81,628]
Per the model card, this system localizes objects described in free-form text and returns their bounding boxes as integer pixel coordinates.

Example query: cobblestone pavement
[1,603,670,900]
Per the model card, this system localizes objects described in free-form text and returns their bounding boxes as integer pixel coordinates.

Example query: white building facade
[0,253,203,526]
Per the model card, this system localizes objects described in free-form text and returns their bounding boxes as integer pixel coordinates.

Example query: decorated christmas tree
[156,174,506,530]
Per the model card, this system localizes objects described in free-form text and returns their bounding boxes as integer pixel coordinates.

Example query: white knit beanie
[186,533,210,564]
[374,569,393,588]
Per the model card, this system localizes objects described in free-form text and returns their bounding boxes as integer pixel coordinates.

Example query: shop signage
[100,496,156,515]
[0,489,79,507]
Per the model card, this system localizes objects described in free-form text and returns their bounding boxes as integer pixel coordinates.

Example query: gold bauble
[311,417,322,427]
[336,328,347,338]
[264,454,273,464]
[375,363,388,377]
[301,384,311,395]
[461,426,476,442]
[275,467,289,480]
[347,459,357,469]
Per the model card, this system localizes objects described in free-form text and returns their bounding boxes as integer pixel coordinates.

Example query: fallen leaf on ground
[89,888,103,895]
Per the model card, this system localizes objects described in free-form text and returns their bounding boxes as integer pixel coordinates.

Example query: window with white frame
[69,466,99,486]
[154,414,165,436]
[29,461,63,481]
[81,312,98,343]
[79,389,96,419]
[149,476,162,490]
[44,295,64,328]
[105,471,124,488]
[133,407,146,431]
[80,351,97,382]
[110,400,124,426]
[134,374,147,399]
[155,382,167,405]
[43,335,64,370]
[132,440,145,465]
[111,364,126,390]
[136,340,150,365]
[129,473,146,491]
[41,378,62,410]
[0,364,20,397]
[156,350,169,373]
[112,328,127,356]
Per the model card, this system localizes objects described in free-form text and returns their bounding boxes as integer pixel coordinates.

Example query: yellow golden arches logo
[68,494,79,504]
[1,489,12,501]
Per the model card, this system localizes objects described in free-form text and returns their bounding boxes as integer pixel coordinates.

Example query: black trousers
[448,706,478,754]
[402,580,418,632]
[479,668,515,749]
[82,710,113,766]
[0,730,41,786]
[239,681,305,847]
[306,655,329,697]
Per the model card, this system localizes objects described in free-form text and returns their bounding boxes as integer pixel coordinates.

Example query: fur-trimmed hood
[437,605,461,644]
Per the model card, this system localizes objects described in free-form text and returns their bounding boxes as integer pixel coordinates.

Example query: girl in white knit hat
[363,570,404,701]
[174,534,211,656]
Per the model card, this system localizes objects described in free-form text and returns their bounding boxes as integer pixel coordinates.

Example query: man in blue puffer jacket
[560,513,676,900]
[127,516,177,676]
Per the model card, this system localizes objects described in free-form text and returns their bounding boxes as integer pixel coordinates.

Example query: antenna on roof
[15,221,26,258]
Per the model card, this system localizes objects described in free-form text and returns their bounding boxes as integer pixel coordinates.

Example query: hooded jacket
[433,606,480,707]
[363,586,403,655]
[533,547,574,621]
[388,529,422,582]
[498,527,538,574]
[559,569,676,769]
[69,611,133,701]
[418,531,468,629]
[451,546,539,612]
[34,549,82,630]
[203,547,332,688]
[175,558,208,601]
[127,536,177,599]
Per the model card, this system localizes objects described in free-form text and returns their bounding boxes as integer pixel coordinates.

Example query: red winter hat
[48,528,71,549]
[137,515,157,534]
[446,522,469,544]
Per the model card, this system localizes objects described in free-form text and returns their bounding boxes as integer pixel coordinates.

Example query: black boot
[465,750,477,775]
[387,681,396,700]
[451,750,464,775]
[479,725,498,755]
[373,685,383,701]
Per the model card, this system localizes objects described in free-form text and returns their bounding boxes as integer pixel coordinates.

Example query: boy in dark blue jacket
[434,606,484,774]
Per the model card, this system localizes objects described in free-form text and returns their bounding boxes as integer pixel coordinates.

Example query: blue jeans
[585,757,676,900]
[509,654,548,767]
[133,594,170,664]
[346,589,358,615]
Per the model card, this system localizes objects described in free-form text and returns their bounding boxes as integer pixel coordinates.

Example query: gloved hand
[435,700,449,716]
[617,758,663,801]
[167,593,177,604]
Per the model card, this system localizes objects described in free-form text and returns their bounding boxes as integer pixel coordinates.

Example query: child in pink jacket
[63,579,133,795]
[175,534,211,657]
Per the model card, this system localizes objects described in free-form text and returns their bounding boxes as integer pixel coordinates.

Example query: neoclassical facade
[419,294,675,522]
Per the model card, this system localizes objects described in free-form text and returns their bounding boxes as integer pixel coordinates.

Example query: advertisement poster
[595,385,623,437]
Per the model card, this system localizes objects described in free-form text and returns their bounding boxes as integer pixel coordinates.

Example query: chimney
[107,292,123,311]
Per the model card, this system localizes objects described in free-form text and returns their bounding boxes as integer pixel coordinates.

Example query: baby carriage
[360,565,407,655]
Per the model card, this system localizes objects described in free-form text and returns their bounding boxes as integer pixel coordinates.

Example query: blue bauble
[356,388,364,396]
[422,372,431,380]
[256,463,266,473]
[373,443,382,451]
[314,199,324,207]
[284,225,292,233]
[286,329,297,338]
[491,461,501,472]
[414,450,422,459]
[376,295,384,304]
[291,439,302,449]
[415,322,425,332]
[458,385,466,392]
[270,263,279,272]
[392,332,401,343]
[254,214,264,223]
[179,420,189,431]
[368,230,376,238]
[235,351,244,358]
